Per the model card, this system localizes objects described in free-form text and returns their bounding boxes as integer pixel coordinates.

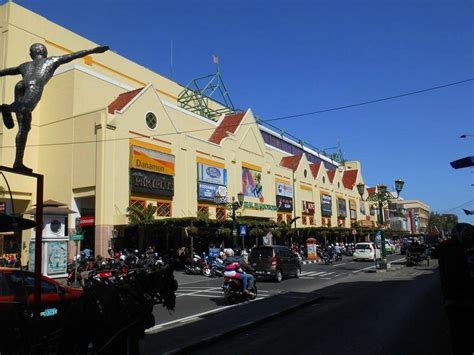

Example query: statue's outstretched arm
[0,66,20,77]
[56,46,109,65]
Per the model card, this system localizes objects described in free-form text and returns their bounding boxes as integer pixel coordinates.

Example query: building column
[95,225,114,257]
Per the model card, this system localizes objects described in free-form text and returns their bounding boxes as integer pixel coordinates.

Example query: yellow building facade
[0,3,377,260]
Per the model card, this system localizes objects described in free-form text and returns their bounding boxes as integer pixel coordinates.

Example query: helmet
[114,252,121,259]
[336,243,339,246]
[225,248,234,257]
[120,254,126,261]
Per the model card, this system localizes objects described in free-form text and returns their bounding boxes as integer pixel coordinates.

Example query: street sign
[69,234,84,241]
[239,224,247,237]
[232,229,238,237]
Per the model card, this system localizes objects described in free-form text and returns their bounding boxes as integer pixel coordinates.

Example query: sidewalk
[143,291,323,354]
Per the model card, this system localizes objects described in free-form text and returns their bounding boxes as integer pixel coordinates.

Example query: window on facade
[277,213,284,224]
[302,215,307,225]
[145,112,157,130]
[157,201,172,217]
[309,216,315,225]
[129,199,146,210]
[216,207,227,221]
[197,205,209,219]
[286,214,292,224]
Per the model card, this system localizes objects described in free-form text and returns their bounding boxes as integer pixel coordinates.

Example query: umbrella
[0,213,36,232]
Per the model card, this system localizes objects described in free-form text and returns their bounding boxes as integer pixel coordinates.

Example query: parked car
[384,242,396,254]
[249,245,301,282]
[0,268,83,352]
[353,242,381,261]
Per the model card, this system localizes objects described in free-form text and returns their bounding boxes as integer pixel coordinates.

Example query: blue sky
[9,0,474,222]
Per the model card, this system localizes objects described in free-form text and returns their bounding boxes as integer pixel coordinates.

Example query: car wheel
[295,267,301,278]
[275,269,283,283]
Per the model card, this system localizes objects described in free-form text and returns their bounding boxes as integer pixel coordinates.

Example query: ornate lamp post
[215,192,245,248]
[357,179,404,270]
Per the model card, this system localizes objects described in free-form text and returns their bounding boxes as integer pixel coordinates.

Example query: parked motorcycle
[222,272,258,304]
[209,258,225,278]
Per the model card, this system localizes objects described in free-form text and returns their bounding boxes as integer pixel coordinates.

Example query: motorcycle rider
[223,248,255,295]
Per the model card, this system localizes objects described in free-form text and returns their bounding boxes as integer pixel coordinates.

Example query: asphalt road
[147,254,406,331]
[143,254,450,355]
[193,262,452,355]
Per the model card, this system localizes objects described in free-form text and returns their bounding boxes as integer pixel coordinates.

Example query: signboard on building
[275,181,293,198]
[197,163,227,186]
[242,167,263,201]
[321,194,332,217]
[302,201,315,214]
[359,200,366,214]
[130,169,174,197]
[349,200,357,220]
[198,182,227,202]
[337,198,347,218]
[276,195,293,212]
[79,216,95,227]
[130,145,175,175]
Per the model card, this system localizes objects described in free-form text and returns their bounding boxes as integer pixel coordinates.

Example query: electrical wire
[0,78,472,150]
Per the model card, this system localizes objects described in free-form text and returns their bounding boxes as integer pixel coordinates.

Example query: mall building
[0,3,382,265]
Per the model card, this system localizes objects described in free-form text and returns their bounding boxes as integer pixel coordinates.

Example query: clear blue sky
[9,0,474,222]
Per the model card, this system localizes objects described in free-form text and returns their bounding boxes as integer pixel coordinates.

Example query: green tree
[126,203,157,225]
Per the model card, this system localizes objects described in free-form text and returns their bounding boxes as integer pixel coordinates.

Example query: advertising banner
[275,181,293,198]
[198,163,227,186]
[360,201,366,214]
[242,167,264,201]
[198,182,227,202]
[350,209,357,219]
[338,198,347,217]
[321,194,332,217]
[276,195,293,212]
[130,169,174,197]
[130,145,175,175]
[302,201,315,214]
[79,216,95,227]
[47,241,67,275]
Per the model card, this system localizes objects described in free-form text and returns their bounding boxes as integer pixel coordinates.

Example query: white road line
[146,297,266,333]
[352,265,375,273]
[300,271,314,275]
[318,272,335,276]
[300,276,314,279]
[305,271,327,276]
[176,287,221,298]
[320,278,332,280]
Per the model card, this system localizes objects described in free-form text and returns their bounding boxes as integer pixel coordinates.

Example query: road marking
[318,272,335,277]
[352,265,376,273]
[300,276,314,279]
[146,297,266,333]
[176,287,221,298]
[320,278,332,280]
[306,271,327,276]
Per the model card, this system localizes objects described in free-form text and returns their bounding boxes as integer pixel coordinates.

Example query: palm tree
[126,203,157,225]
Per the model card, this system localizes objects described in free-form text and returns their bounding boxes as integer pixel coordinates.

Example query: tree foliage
[427,212,458,236]
[126,204,157,225]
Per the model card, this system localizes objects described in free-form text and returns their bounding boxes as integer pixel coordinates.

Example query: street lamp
[215,191,245,248]
[357,179,404,270]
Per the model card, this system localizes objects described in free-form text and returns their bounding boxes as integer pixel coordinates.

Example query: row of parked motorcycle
[184,253,225,278]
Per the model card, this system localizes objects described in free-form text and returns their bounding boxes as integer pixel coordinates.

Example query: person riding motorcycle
[223,248,255,295]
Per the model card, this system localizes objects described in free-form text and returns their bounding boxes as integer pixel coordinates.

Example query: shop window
[309,216,315,225]
[157,201,172,217]
[286,214,292,224]
[197,205,209,219]
[277,213,284,224]
[216,207,227,221]
[302,215,307,225]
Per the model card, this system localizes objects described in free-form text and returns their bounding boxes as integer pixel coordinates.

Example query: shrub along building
[0,3,381,263]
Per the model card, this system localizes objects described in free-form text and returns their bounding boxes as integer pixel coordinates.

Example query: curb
[162,292,324,354]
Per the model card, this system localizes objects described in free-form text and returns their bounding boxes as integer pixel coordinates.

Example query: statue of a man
[0,43,109,172]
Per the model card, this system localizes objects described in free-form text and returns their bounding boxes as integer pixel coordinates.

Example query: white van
[353,242,381,261]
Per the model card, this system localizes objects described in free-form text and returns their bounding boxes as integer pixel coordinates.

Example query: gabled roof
[280,155,303,171]
[208,112,245,144]
[327,170,336,183]
[108,87,144,114]
[367,187,376,194]
[309,162,322,178]
[342,170,358,189]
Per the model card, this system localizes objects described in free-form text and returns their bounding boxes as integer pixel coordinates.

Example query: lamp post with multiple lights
[215,192,245,248]
[357,179,405,270]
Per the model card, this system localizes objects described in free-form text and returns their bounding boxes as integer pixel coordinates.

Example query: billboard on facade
[275,181,293,198]
[338,198,347,217]
[321,194,332,217]
[130,169,174,197]
[349,200,357,219]
[130,145,175,175]
[242,167,264,201]
[276,195,293,212]
[302,201,315,214]
[47,241,68,275]
[198,182,227,203]
[197,163,227,186]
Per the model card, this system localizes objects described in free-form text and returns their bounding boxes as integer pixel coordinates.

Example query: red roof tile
[108,87,144,114]
[309,162,322,178]
[280,155,303,171]
[209,113,245,144]
[327,170,336,183]
[342,170,358,189]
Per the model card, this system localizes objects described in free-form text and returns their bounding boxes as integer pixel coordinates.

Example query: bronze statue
[0,43,109,172]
